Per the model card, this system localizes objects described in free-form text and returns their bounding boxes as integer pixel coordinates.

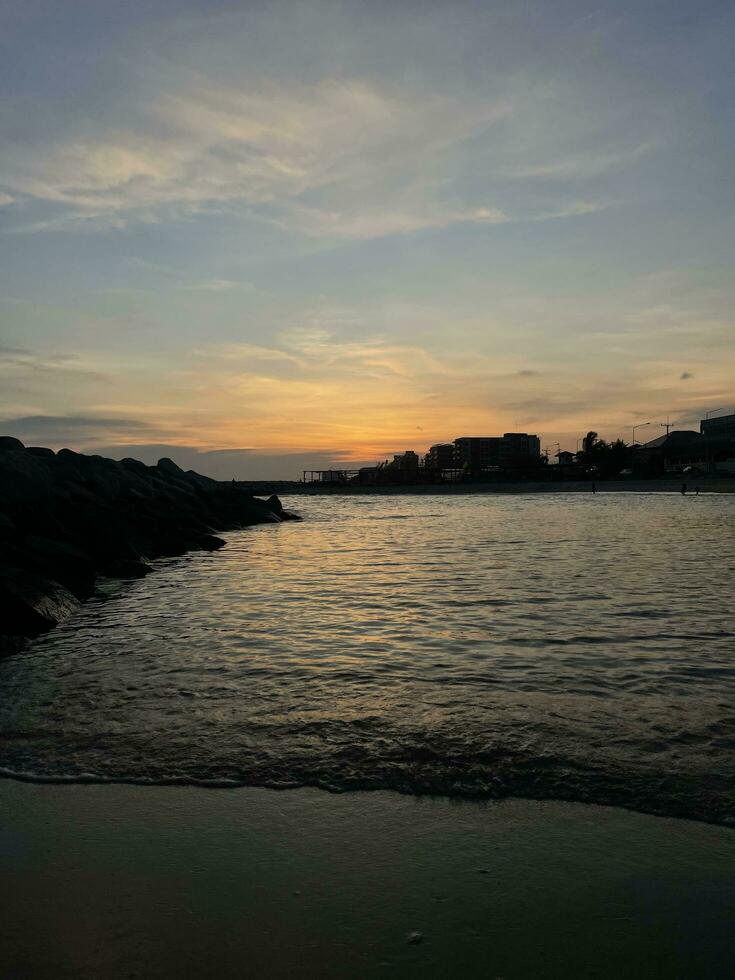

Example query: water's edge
[0,766,731,828]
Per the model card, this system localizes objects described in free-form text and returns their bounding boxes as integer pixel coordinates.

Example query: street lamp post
[632,421,651,446]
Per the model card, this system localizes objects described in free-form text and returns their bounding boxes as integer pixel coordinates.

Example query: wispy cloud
[506,142,654,180]
[2,77,514,238]
[0,346,106,376]
[0,63,624,240]
[0,347,110,413]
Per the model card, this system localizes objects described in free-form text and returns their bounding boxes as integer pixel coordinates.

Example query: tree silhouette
[582,431,598,456]
[577,433,631,475]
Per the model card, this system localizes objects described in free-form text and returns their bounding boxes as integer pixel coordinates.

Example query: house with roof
[634,431,706,473]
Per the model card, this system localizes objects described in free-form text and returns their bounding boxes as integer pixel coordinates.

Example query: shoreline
[271,478,735,496]
[0,766,730,829]
[2,781,734,979]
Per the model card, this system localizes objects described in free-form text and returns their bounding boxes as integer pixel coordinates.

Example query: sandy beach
[2,782,734,979]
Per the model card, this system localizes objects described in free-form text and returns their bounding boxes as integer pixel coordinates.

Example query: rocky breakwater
[0,437,300,642]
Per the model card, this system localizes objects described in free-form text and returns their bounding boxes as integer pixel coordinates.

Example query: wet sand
[1,783,734,979]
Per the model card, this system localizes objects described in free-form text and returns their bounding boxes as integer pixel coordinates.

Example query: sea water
[1,493,734,822]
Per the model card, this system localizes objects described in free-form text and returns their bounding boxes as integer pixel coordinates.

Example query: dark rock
[0,442,301,639]
[157,457,184,475]
[0,512,16,541]
[67,484,99,505]
[103,559,152,579]
[27,446,56,457]
[0,565,80,637]
[243,508,281,525]
[0,436,25,451]
[120,457,150,474]
[0,450,53,509]
[185,469,218,488]
[198,534,226,551]
[24,536,97,600]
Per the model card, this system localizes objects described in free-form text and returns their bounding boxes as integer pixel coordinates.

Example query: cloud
[1,76,514,239]
[506,142,654,180]
[0,347,107,378]
[0,414,156,446]
[0,347,111,413]
[281,202,509,240]
[0,59,623,241]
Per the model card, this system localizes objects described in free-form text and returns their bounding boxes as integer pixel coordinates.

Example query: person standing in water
[591,481,596,494]
[681,482,687,495]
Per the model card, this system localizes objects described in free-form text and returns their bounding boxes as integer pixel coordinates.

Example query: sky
[1,0,733,478]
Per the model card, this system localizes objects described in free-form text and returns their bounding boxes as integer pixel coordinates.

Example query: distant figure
[591,481,596,494]
[232,478,236,489]
[681,482,687,495]
[695,486,700,495]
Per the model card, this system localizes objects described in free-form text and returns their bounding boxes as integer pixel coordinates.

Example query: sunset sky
[1,0,733,478]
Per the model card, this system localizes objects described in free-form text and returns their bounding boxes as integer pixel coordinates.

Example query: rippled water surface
[2,493,734,822]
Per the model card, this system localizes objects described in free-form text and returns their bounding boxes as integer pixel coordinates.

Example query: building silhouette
[388,451,420,473]
[453,433,540,473]
[700,412,735,440]
[425,443,455,471]
[700,412,735,473]
[453,437,502,470]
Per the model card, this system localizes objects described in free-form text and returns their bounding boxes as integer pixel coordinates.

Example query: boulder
[0,450,53,509]
[0,565,80,637]
[0,436,24,451]
[120,457,150,474]
[0,441,301,639]
[57,448,83,463]
[24,536,97,600]
[157,457,184,475]
[103,559,152,579]
[186,469,218,488]
[198,534,226,551]
[0,512,16,541]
